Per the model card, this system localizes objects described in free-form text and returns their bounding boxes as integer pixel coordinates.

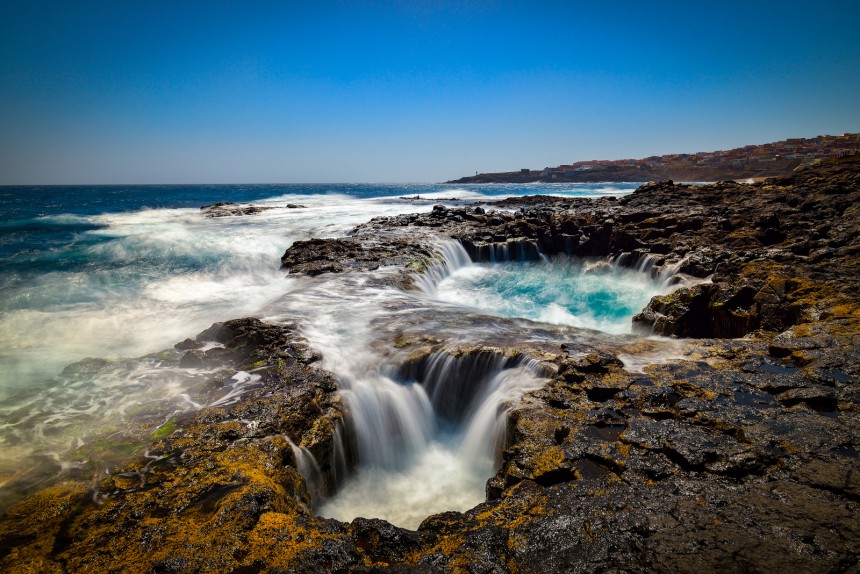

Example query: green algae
[152,419,177,439]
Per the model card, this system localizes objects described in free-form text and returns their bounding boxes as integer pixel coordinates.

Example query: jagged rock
[60,357,112,377]
[178,349,205,368]
[200,202,278,217]
[174,337,203,351]
[633,284,719,337]
[280,237,436,287]
[3,158,859,573]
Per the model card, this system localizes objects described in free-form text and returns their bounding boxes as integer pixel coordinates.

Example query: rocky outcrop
[281,236,438,288]
[362,157,858,340]
[0,318,350,572]
[201,202,281,217]
[2,158,859,572]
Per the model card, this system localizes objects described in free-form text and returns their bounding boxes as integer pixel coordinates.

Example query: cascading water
[0,177,689,523]
[412,239,473,295]
[316,351,547,530]
[291,239,691,528]
[256,240,553,528]
[287,437,327,504]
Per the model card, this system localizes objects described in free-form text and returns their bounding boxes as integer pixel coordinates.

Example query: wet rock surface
[2,158,859,572]
[201,201,281,217]
[281,236,438,288]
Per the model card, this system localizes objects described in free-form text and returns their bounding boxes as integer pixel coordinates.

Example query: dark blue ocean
[0,183,634,279]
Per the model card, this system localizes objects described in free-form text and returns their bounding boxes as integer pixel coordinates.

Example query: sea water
[305,241,686,528]
[431,257,675,335]
[0,181,647,514]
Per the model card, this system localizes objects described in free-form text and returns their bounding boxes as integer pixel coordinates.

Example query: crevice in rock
[660,448,709,474]
[548,398,571,410]
[585,387,620,403]
[534,467,578,487]
[583,453,626,476]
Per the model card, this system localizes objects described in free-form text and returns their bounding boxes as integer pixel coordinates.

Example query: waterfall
[399,350,517,423]
[287,437,326,504]
[461,238,543,263]
[458,362,545,466]
[609,251,693,289]
[413,239,472,295]
[341,350,543,470]
[316,350,548,529]
[338,370,437,469]
[331,420,348,487]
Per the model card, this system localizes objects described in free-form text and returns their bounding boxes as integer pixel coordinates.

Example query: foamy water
[2,182,671,517]
[260,241,681,528]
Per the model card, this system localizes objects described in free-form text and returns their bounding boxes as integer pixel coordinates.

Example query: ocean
[0,181,656,519]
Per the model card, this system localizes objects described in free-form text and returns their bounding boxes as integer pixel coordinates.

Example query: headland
[447,133,860,183]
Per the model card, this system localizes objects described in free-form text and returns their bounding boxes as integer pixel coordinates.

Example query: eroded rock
[2,158,859,572]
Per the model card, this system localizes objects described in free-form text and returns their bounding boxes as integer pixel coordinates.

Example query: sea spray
[0,182,647,515]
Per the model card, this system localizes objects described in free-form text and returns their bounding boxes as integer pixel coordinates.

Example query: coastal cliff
[1,157,858,573]
[446,133,858,184]
[446,161,803,184]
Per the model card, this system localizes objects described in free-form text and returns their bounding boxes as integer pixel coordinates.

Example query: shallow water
[431,257,676,335]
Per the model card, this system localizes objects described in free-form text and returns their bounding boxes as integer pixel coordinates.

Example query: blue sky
[1,1,858,183]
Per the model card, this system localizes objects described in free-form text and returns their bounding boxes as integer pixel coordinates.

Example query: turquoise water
[433,258,669,334]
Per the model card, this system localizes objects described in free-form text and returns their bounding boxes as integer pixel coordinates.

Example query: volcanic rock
[2,157,859,573]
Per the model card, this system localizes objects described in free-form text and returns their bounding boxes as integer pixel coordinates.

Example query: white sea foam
[0,195,442,395]
[318,441,491,529]
[0,193,451,489]
[2,183,678,523]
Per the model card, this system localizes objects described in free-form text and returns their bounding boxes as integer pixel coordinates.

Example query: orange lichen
[242,512,341,569]
[529,446,566,478]
[0,482,87,572]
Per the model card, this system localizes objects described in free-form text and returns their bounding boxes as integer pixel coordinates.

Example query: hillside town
[448,133,860,183]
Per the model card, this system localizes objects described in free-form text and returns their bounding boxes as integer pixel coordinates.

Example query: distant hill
[446,133,859,183]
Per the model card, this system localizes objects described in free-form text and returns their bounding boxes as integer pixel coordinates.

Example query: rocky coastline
[1,157,858,573]
[445,163,801,184]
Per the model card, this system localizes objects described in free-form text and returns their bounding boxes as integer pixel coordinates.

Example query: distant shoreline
[446,162,803,184]
[447,132,859,184]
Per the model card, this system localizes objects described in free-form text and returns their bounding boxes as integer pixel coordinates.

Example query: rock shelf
[1,157,858,573]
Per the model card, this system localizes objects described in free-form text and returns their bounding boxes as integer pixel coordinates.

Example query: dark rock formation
[281,236,438,288]
[361,156,859,341]
[0,318,348,572]
[201,201,279,217]
[2,157,859,573]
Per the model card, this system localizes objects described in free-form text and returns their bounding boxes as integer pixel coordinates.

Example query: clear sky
[1,1,858,184]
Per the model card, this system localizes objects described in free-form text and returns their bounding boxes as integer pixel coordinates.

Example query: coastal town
[448,132,860,183]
